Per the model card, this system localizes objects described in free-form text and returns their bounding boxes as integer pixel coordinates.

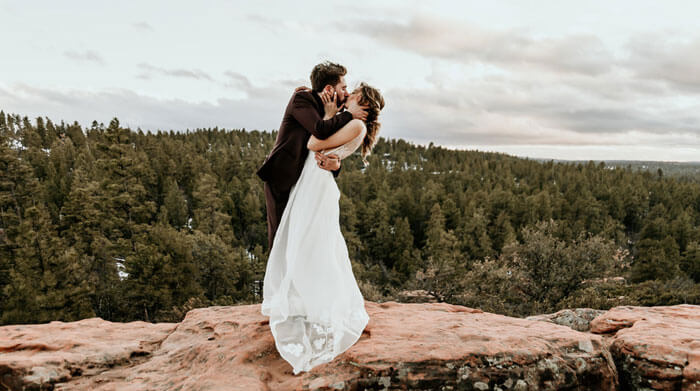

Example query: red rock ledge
[5,300,676,390]
[590,304,700,391]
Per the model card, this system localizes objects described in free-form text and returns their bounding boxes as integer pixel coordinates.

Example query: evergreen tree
[122,224,203,322]
[631,236,680,282]
[682,241,700,282]
[161,177,189,229]
[94,118,157,257]
[60,161,116,320]
[417,203,465,302]
[390,216,421,282]
[191,230,240,302]
[359,198,394,284]
[1,201,92,323]
[192,172,235,245]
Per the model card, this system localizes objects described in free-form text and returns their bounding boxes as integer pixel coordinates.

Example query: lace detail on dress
[322,123,366,160]
[279,316,336,368]
[282,342,304,356]
[310,321,334,353]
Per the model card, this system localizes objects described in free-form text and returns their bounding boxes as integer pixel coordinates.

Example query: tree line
[0,111,698,325]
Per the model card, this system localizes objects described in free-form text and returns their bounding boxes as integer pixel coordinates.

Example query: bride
[261,82,385,375]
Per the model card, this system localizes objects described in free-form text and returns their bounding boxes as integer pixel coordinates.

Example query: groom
[257,61,368,250]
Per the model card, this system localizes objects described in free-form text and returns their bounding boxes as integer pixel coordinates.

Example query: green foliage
[631,237,681,282]
[0,112,698,324]
[681,241,700,282]
[414,203,466,302]
[458,221,623,316]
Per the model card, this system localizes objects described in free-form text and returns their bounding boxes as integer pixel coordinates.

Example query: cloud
[223,71,254,91]
[131,21,154,32]
[1,78,697,162]
[456,76,696,135]
[6,7,700,161]
[245,14,279,34]
[625,35,700,92]
[221,71,307,99]
[342,15,615,76]
[343,14,700,99]
[329,14,700,150]
[0,3,16,15]
[63,50,105,65]
[379,72,700,148]
[130,64,305,102]
[0,82,300,133]
[136,63,213,81]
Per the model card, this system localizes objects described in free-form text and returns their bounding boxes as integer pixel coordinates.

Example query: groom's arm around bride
[256,61,367,250]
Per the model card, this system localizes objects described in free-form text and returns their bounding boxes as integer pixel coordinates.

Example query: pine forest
[1,111,698,325]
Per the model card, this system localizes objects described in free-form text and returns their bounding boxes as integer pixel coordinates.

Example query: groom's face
[332,76,349,107]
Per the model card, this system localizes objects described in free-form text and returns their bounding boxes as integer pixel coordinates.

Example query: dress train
[261,150,369,374]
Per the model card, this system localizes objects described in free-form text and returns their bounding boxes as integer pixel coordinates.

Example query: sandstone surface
[3,301,697,390]
[0,301,620,390]
[0,317,177,390]
[590,304,700,391]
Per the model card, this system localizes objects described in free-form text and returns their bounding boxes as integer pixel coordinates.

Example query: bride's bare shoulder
[348,119,367,138]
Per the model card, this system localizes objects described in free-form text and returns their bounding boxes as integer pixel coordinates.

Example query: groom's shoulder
[283,90,320,118]
[291,89,318,105]
[291,90,321,106]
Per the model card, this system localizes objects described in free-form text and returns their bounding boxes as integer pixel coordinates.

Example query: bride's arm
[307,119,366,152]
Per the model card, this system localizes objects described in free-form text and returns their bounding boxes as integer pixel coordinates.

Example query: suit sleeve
[332,165,342,178]
[292,92,353,140]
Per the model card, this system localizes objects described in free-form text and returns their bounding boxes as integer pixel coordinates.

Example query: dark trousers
[264,182,290,250]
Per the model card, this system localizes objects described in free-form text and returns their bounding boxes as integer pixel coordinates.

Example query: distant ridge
[525,157,700,177]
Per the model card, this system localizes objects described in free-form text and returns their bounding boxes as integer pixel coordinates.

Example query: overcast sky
[1,0,699,161]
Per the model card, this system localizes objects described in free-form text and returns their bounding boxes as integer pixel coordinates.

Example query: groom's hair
[310,61,347,93]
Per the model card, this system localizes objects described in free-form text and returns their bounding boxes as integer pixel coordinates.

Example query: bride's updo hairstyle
[355,82,385,166]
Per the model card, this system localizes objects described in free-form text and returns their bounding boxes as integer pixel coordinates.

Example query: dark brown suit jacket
[257,90,353,249]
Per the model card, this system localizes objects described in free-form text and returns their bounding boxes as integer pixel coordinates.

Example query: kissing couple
[257,61,385,374]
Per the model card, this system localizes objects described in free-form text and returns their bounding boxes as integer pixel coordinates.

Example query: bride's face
[346,91,362,106]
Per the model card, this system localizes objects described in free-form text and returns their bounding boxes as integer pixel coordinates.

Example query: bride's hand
[321,89,339,120]
[315,152,340,171]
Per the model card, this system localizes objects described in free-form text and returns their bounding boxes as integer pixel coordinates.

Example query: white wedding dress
[260,126,370,375]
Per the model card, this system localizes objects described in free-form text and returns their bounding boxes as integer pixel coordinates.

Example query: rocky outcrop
[396,289,438,303]
[0,301,619,390]
[0,317,177,390]
[590,304,700,391]
[527,308,607,332]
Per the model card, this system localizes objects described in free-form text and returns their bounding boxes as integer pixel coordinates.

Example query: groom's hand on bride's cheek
[347,100,369,121]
